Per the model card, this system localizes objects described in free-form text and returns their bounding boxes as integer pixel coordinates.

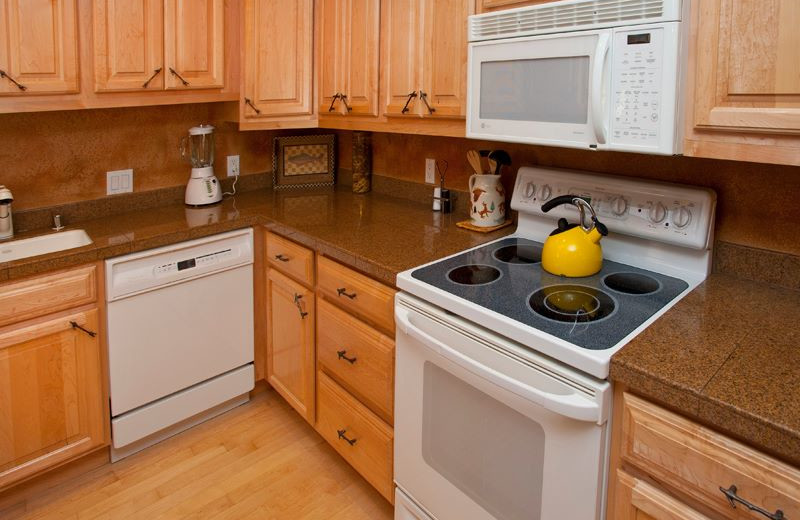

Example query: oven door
[467,29,611,150]
[395,296,610,520]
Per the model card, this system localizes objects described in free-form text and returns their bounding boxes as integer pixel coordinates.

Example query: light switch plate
[227,155,240,177]
[425,158,436,184]
[107,169,133,195]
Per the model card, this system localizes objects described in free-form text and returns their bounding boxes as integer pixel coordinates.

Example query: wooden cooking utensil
[467,150,484,174]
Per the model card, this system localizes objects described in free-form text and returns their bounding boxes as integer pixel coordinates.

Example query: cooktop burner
[411,237,689,351]
[530,285,615,323]
[448,265,502,285]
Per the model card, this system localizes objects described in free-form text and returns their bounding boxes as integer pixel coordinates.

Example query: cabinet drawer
[317,297,394,423]
[621,393,800,519]
[265,231,314,286]
[316,371,393,502]
[0,265,97,328]
[614,469,710,520]
[317,255,395,333]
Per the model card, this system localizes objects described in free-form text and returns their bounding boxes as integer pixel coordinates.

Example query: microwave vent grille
[470,0,675,41]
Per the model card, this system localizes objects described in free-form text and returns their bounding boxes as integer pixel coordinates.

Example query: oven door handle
[396,307,600,423]
[590,32,610,145]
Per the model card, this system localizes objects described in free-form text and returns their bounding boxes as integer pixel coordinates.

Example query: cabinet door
[243,0,313,118]
[0,309,105,490]
[164,0,224,90]
[342,0,380,116]
[381,0,420,116]
[613,470,710,520]
[318,0,344,115]
[420,0,472,118]
[266,269,315,423]
[0,0,79,95]
[93,0,164,92]
[692,0,800,136]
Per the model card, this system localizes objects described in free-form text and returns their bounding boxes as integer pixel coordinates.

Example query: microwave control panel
[608,23,680,154]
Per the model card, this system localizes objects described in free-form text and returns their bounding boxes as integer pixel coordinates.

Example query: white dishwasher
[106,228,254,461]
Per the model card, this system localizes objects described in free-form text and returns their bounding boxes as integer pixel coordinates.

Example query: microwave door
[467,30,611,150]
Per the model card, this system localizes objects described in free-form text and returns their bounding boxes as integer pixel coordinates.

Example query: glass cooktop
[411,237,688,351]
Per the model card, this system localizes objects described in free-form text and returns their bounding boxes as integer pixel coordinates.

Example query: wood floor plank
[12,389,392,519]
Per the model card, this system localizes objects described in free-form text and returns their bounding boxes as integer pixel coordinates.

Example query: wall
[336,132,800,257]
[0,102,275,210]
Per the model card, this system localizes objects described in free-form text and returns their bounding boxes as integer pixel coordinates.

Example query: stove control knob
[610,196,628,216]
[539,184,552,201]
[524,182,536,199]
[648,202,667,224]
[672,205,692,228]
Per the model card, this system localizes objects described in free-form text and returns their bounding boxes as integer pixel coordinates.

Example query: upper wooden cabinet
[318,0,380,116]
[94,0,224,92]
[0,0,79,95]
[685,0,800,165]
[382,0,472,118]
[241,0,315,127]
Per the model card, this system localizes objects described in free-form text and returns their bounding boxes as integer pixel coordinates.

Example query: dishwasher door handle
[396,306,601,423]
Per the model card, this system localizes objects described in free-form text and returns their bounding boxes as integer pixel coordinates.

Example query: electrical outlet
[425,158,436,184]
[107,169,133,195]
[227,155,240,177]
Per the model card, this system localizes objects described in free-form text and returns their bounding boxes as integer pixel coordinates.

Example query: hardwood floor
[3,388,394,519]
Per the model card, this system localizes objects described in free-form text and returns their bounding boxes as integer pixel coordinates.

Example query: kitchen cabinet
[93,0,224,92]
[266,268,316,424]
[382,0,472,119]
[607,389,800,519]
[684,0,800,165]
[0,265,107,491]
[0,0,79,95]
[240,0,316,129]
[318,0,380,117]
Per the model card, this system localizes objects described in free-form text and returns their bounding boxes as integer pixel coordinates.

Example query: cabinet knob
[336,287,357,299]
[336,350,357,364]
[141,67,162,88]
[336,429,357,446]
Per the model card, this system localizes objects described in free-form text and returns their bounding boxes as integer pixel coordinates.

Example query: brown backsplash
[340,132,800,257]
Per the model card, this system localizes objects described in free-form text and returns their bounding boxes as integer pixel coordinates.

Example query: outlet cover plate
[107,169,133,195]
[227,155,240,177]
[425,158,436,184]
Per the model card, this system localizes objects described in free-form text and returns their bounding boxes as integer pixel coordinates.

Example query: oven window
[422,362,545,520]
[480,56,590,124]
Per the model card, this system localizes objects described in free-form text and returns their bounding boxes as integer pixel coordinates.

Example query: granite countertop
[0,186,512,285]
[611,274,800,467]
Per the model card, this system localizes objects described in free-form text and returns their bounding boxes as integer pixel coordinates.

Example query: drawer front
[316,371,393,502]
[614,469,711,520]
[266,232,314,286]
[0,265,97,328]
[317,255,395,333]
[317,297,394,423]
[621,393,800,519]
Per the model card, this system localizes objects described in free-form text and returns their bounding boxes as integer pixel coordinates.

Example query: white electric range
[393,166,716,520]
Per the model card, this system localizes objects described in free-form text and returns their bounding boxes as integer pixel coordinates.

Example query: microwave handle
[590,33,611,145]
[396,306,601,423]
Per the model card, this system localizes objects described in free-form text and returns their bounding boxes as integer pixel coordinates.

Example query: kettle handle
[541,194,580,213]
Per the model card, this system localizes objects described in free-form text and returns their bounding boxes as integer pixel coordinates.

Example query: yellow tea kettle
[541,195,608,277]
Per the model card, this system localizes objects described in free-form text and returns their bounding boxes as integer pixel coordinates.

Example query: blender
[181,125,222,206]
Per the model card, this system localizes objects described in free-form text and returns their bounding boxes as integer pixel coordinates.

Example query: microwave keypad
[611,28,664,146]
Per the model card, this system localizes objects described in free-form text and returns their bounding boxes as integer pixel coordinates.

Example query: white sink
[0,230,93,263]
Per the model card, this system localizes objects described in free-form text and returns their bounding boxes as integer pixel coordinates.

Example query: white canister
[469,174,506,227]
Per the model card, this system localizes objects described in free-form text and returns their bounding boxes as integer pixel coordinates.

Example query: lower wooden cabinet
[0,308,105,490]
[266,268,316,424]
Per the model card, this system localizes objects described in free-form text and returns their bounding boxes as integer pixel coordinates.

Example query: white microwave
[467,0,688,155]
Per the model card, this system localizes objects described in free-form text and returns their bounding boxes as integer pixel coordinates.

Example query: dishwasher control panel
[154,248,234,276]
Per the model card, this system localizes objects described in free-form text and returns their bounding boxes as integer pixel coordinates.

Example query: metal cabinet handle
[401,91,417,113]
[168,67,190,86]
[70,321,97,338]
[336,350,357,364]
[719,485,785,519]
[339,94,352,112]
[244,97,261,114]
[274,254,290,262]
[293,293,309,319]
[0,69,27,91]
[336,287,357,299]
[328,92,341,112]
[142,67,162,88]
[336,429,357,446]
[419,91,436,114]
